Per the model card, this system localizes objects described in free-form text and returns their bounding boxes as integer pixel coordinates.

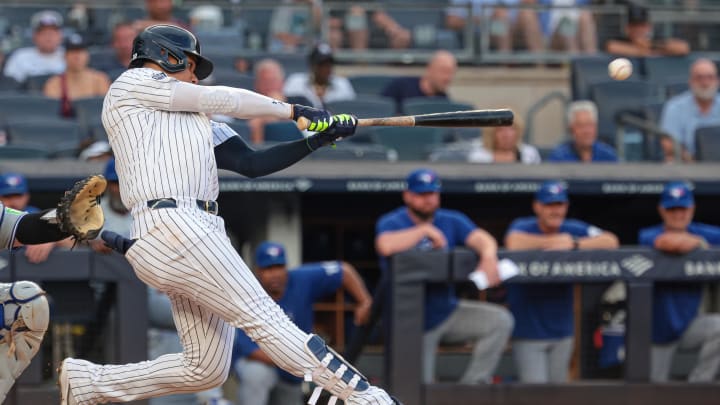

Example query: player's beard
[409,206,435,222]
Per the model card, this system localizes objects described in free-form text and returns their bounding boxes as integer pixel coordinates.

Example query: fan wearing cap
[504,180,619,383]
[44,33,110,116]
[3,10,66,83]
[268,0,323,53]
[638,181,720,382]
[605,2,688,57]
[232,241,372,405]
[376,168,514,384]
[284,43,356,109]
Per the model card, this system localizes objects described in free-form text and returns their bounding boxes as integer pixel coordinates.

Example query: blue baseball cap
[535,180,568,204]
[406,168,441,193]
[255,241,287,268]
[0,173,29,196]
[103,159,118,182]
[660,181,694,209]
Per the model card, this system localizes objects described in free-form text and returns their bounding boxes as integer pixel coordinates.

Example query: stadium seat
[0,94,60,120]
[348,75,398,97]
[402,98,474,116]
[643,56,693,83]
[326,97,395,118]
[0,145,51,159]
[371,127,444,160]
[240,8,275,51]
[261,53,308,75]
[22,73,55,94]
[6,118,83,155]
[226,120,252,143]
[286,95,313,106]
[307,142,396,161]
[263,121,304,142]
[428,143,471,162]
[571,55,641,100]
[665,81,689,99]
[385,9,445,49]
[211,71,254,89]
[590,80,663,143]
[73,96,105,136]
[0,75,22,91]
[694,125,720,161]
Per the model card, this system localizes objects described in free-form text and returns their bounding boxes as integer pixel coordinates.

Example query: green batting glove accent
[308,117,332,132]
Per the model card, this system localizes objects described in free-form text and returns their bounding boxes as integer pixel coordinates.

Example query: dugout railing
[386,248,720,405]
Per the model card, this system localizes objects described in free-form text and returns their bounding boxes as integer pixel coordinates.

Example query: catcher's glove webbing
[57,175,107,241]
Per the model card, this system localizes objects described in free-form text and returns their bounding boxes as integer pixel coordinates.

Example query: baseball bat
[296,109,514,131]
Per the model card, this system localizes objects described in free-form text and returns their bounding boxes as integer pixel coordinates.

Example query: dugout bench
[386,248,720,405]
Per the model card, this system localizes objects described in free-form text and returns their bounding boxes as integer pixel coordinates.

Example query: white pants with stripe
[64,207,391,405]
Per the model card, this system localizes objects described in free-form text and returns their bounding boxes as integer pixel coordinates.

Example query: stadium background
[2,0,720,404]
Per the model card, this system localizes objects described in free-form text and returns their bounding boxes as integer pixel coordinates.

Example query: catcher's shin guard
[303,334,395,405]
[0,281,49,402]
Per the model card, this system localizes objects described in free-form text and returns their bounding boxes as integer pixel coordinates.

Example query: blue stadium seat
[643,56,693,83]
[0,75,22,92]
[211,71,254,89]
[0,145,51,159]
[590,81,662,143]
[259,53,308,75]
[0,94,60,120]
[571,55,641,100]
[6,118,83,155]
[307,142,395,161]
[241,9,274,51]
[428,144,471,162]
[73,96,105,136]
[22,73,55,94]
[665,80,689,99]
[286,95,313,106]
[326,97,395,118]
[263,121,304,142]
[371,127,444,160]
[226,120,252,143]
[348,75,398,96]
[694,125,720,161]
[402,98,474,116]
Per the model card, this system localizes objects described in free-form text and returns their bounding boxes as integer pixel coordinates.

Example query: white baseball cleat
[58,358,78,405]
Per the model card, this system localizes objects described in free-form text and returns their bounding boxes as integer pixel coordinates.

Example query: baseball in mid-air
[608,58,633,81]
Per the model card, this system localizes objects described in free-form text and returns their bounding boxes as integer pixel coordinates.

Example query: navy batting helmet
[129,24,214,80]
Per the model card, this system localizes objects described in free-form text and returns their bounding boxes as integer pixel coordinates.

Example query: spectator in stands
[542,0,597,54]
[43,34,110,117]
[659,58,720,162]
[3,10,65,83]
[445,0,544,53]
[639,181,720,382]
[325,1,411,50]
[382,50,457,114]
[133,0,189,31]
[0,172,71,263]
[505,180,619,383]
[548,100,618,162]
[268,0,323,53]
[233,241,372,405]
[284,43,356,108]
[376,168,514,384]
[92,22,137,76]
[249,59,288,144]
[188,5,224,32]
[467,116,542,163]
[605,3,689,57]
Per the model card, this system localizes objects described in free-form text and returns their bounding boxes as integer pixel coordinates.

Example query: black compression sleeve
[214,135,313,178]
[15,209,70,245]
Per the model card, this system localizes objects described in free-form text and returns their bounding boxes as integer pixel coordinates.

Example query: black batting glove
[292,104,333,131]
[306,114,358,150]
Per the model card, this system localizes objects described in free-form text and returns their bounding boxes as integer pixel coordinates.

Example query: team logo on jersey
[152,72,167,80]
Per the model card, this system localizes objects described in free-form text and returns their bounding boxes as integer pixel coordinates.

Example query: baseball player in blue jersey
[375,168,514,385]
[504,180,619,383]
[233,241,372,405]
[60,24,401,405]
[639,181,720,382]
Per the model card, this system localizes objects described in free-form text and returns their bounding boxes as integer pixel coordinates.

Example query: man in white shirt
[284,43,356,108]
[3,10,66,83]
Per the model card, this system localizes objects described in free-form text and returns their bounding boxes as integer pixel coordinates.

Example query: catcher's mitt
[57,175,107,241]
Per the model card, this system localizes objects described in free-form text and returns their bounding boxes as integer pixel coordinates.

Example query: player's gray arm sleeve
[0,206,26,249]
[214,135,312,178]
[169,81,293,120]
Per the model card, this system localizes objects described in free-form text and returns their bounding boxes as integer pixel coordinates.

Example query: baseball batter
[59,25,400,405]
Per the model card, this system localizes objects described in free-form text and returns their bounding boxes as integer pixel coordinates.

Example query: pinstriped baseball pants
[65,208,390,404]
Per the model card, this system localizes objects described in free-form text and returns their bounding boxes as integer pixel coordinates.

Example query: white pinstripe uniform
[62,67,394,405]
